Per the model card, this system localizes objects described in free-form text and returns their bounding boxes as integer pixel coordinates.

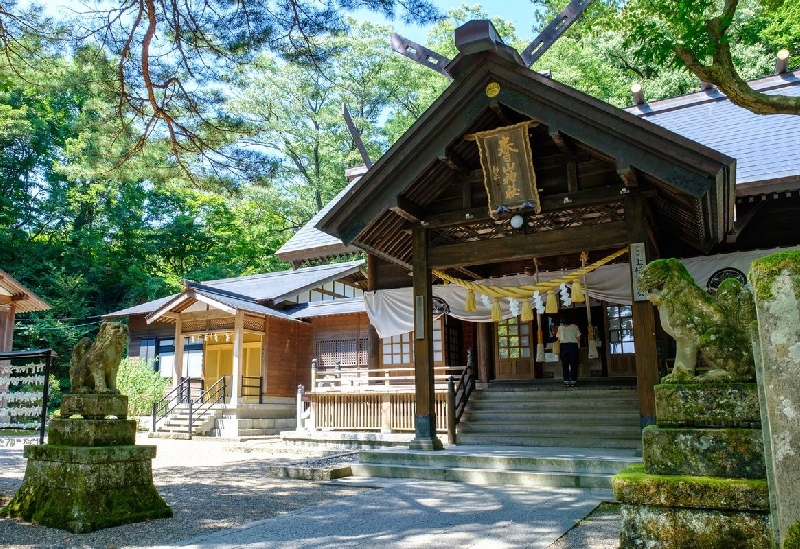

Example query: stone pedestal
[1,394,172,533]
[613,383,772,548]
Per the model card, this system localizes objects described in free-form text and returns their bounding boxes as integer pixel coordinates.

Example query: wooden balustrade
[300,359,467,435]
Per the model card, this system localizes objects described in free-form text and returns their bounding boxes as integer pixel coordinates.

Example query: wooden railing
[299,352,473,436]
[310,359,461,392]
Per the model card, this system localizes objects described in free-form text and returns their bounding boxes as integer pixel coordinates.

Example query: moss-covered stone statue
[2,321,171,533]
[638,258,756,383]
[69,321,127,394]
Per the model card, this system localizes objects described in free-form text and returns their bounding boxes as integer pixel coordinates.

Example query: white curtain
[365,245,799,338]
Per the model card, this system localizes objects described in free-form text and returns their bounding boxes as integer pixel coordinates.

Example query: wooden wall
[264,317,313,397]
[126,315,175,357]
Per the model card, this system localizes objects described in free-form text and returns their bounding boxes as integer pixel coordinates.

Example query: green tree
[620,0,800,114]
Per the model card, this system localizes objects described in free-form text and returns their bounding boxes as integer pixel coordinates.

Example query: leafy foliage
[116,358,169,417]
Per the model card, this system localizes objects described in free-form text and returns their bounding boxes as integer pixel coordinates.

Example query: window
[608,305,635,354]
[497,317,531,359]
[139,338,156,367]
[381,319,445,365]
[315,338,369,368]
[383,332,412,365]
[139,336,205,378]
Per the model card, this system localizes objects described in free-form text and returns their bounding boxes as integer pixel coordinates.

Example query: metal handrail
[0,348,57,444]
[187,376,229,436]
[152,377,193,431]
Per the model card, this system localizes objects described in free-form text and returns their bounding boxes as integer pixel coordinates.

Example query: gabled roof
[627,70,800,195]
[0,268,50,314]
[285,297,365,320]
[275,177,364,266]
[145,283,298,325]
[103,259,365,319]
[320,21,735,258]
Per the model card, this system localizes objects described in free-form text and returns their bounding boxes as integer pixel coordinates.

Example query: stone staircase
[350,445,641,489]
[152,404,224,437]
[213,399,296,438]
[347,382,643,489]
[152,397,296,438]
[456,383,643,449]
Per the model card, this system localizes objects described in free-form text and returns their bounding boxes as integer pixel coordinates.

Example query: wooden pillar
[366,254,381,373]
[476,322,492,382]
[231,310,244,404]
[625,193,658,427]
[172,315,184,388]
[409,226,443,450]
[0,302,15,352]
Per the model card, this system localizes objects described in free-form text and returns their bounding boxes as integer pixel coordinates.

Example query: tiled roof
[626,70,800,191]
[103,260,365,318]
[0,268,50,313]
[285,297,365,320]
[199,259,364,303]
[275,178,363,264]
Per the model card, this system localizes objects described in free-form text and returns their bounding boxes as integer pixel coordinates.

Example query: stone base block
[3,445,171,533]
[643,426,765,478]
[60,394,128,419]
[620,504,771,549]
[613,465,769,511]
[48,418,136,447]
[654,383,759,427]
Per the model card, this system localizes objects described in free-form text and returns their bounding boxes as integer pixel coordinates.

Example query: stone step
[461,410,640,424]
[456,433,642,449]
[358,447,639,475]
[349,462,615,488]
[457,421,641,438]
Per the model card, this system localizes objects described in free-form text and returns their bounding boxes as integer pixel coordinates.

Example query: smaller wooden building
[0,268,50,352]
[104,260,368,404]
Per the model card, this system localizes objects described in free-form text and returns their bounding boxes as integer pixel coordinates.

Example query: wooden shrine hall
[320,20,736,450]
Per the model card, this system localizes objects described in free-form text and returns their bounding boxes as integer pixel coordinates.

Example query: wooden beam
[490,100,513,126]
[390,195,425,224]
[422,185,632,229]
[437,149,472,175]
[617,161,639,188]
[173,309,232,322]
[726,202,764,243]
[390,32,452,78]
[428,221,628,269]
[566,162,578,193]
[549,129,573,155]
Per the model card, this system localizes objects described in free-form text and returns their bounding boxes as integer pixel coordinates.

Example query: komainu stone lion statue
[69,322,128,394]
[638,258,756,383]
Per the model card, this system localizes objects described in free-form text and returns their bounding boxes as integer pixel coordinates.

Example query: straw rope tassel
[465,288,476,312]
[534,258,545,363]
[545,290,558,314]
[581,252,599,359]
[521,299,534,322]
[491,297,502,322]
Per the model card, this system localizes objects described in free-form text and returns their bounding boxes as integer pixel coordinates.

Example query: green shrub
[116,358,169,416]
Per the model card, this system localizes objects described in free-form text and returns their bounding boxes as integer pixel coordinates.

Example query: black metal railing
[186,376,229,436]
[241,376,263,404]
[152,377,193,432]
[0,348,57,445]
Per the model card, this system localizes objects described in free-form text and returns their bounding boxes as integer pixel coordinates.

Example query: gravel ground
[0,434,621,548]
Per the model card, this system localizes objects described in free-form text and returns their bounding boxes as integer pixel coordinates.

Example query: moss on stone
[643,426,765,478]
[786,520,800,549]
[654,383,760,427]
[748,250,800,302]
[613,464,770,511]
[620,503,771,549]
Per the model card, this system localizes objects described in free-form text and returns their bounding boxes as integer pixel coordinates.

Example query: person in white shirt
[556,315,581,387]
